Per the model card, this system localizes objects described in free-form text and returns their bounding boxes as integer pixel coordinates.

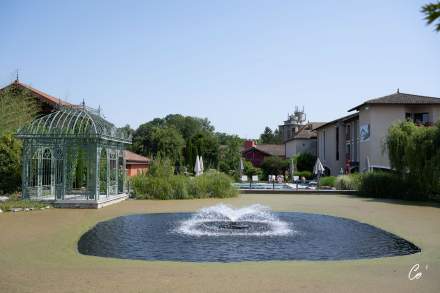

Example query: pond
[78,204,420,262]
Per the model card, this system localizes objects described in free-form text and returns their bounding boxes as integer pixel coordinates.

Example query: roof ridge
[367,91,440,102]
[14,81,71,106]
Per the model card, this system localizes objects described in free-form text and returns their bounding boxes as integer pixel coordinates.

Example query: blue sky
[1,0,439,138]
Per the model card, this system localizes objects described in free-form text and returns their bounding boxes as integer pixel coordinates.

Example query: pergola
[16,105,131,206]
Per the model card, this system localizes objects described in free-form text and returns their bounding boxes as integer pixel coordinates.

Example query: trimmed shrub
[357,172,424,200]
[296,152,316,173]
[335,174,361,190]
[294,171,312,179]
[319,176,336,187]
[260,157,289,179]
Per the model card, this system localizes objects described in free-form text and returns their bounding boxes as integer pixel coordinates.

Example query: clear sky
[1,0,439,138]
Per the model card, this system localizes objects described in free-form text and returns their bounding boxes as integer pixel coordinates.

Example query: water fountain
[177,204,292,236]
[78,203,420,262]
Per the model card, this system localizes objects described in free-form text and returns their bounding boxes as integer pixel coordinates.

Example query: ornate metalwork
[16,106,131,202]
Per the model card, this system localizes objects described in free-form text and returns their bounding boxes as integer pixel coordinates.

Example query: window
[407,112,430,125]
[413,113,429,125]
[336,127,339,161]
[346,144,351,160]
[323,131,326,160]
[354,120,358,162]
[346,124,351,141]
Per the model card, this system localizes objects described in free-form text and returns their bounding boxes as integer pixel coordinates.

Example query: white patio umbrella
[313,158,325,176]
[290,158,295,179]
[239,158,244,175]
[313,158,325,190]
[194,155,201,176]
[365,156,371,172]
[199,156,204,174]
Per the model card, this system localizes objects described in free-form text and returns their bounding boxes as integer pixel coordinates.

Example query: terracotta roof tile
[242,144,285,157]
[8,81,72,106]
[124,150,150,163]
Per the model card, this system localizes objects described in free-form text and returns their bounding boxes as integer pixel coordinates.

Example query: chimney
[244,140,256,149]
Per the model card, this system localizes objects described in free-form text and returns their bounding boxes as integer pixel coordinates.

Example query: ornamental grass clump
[131,158,238,200]
[193,170,238,198]
[335,174,361,190]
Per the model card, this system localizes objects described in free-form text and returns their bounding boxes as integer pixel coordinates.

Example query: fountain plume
[177,203,292,236]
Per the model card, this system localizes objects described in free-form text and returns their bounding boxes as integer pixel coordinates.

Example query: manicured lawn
[0,194,439,293]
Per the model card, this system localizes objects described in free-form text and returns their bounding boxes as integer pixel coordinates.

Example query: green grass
[0,199,48,212]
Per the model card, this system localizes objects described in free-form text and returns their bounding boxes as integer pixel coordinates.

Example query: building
[242,140,285,167]
[279,106,324,158]
[1,79,71,115]
[314,113,359,175]
[125,150,150,176]
[315,90,440,175]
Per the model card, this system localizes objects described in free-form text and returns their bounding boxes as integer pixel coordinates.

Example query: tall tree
[153,127,186,163]
[132,123,185,163]
[119,124,134,138]
[259,126,282,144]
[217,133,242,174]
[422,1,440,32]
[132,115,245,171]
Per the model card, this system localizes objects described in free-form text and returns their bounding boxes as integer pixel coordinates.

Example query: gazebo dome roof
[17,105,131,143]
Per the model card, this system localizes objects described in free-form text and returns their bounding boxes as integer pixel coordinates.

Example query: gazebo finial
[81,99,86,109]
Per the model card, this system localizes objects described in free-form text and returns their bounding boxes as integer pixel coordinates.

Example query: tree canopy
[422,1,440,32]
[295,152,316,172]
[258,126,282,144]
[132,114,242,172]
[260,156,289,179]
[386,121,440,198]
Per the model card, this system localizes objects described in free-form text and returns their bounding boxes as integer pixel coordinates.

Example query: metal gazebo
[16,105,131,207]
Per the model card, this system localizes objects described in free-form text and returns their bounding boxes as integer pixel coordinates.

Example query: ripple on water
[78,204,421,262]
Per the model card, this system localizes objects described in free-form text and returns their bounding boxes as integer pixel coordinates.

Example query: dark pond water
[78,212,420,262]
